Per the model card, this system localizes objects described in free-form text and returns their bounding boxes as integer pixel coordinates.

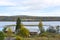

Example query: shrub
[46,26,56,33]
[0,31,5,40]
[6,28,13,37]
[16,36,23,40]
[19,27,30,37]
[3,27,7,33]
[38,20,45,34]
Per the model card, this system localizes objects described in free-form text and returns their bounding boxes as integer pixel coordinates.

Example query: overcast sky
[0,0,60,16]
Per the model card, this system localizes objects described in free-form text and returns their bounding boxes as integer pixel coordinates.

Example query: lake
[0,21,60,31]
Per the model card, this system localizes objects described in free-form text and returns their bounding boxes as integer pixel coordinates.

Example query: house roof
[6,25,40,34]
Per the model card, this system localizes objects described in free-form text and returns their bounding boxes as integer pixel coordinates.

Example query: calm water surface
[0,21,60,31]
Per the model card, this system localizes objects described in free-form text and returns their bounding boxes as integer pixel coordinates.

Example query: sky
[0,0,60,16]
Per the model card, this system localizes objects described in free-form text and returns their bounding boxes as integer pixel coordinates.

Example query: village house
[5,25,40,35]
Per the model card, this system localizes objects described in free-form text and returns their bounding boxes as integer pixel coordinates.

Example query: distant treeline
[0,15,60,21]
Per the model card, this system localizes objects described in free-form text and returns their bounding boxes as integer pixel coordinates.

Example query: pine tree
[15,17,21,34]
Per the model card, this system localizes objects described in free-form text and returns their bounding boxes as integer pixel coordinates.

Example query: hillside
[0,15,60,21]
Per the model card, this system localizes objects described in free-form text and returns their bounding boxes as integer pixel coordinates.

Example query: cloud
[0,0,60,16]
[0,13,11,16]
[0,0,16,6]
[19,0,60,9]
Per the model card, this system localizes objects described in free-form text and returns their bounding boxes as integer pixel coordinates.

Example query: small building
[5,25,40,35]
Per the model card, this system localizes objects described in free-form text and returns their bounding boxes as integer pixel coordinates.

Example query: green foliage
[17,27,30,37]
[3,27,7,32]
[16,36,23,40]
[56,26,60,34]
[7,28,13,37]
[0,31,5,40]
[38,20,45,34]
[5,28,14,40]
[18,27,30,37]
[15,20,30,37]
[40,32,48,37]
[46,26,56,33]
[39,20,43,27]
[15,17,21,33]
[39,32,56,37]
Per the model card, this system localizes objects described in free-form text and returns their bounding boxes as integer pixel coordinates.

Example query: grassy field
[23,37,60,40]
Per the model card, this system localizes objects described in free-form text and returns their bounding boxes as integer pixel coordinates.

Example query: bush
[16,36,23,40]
[0,31,5,40]
[39,32,56,37]
[19,27,30,37]
[46,26,56,33]
[38,20,45,34]
[6,28,13,37]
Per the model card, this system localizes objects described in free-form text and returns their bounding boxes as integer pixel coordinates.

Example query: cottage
[5,25,40,35]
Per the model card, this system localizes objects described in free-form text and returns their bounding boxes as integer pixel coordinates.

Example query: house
[5,25,40,35]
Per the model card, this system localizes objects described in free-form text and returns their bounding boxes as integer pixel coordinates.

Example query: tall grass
[23,37,60,40]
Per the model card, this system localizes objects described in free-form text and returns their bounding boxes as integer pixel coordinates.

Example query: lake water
[0,21,60,31]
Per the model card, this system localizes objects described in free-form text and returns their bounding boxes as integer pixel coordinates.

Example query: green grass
[23,37,60,40]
